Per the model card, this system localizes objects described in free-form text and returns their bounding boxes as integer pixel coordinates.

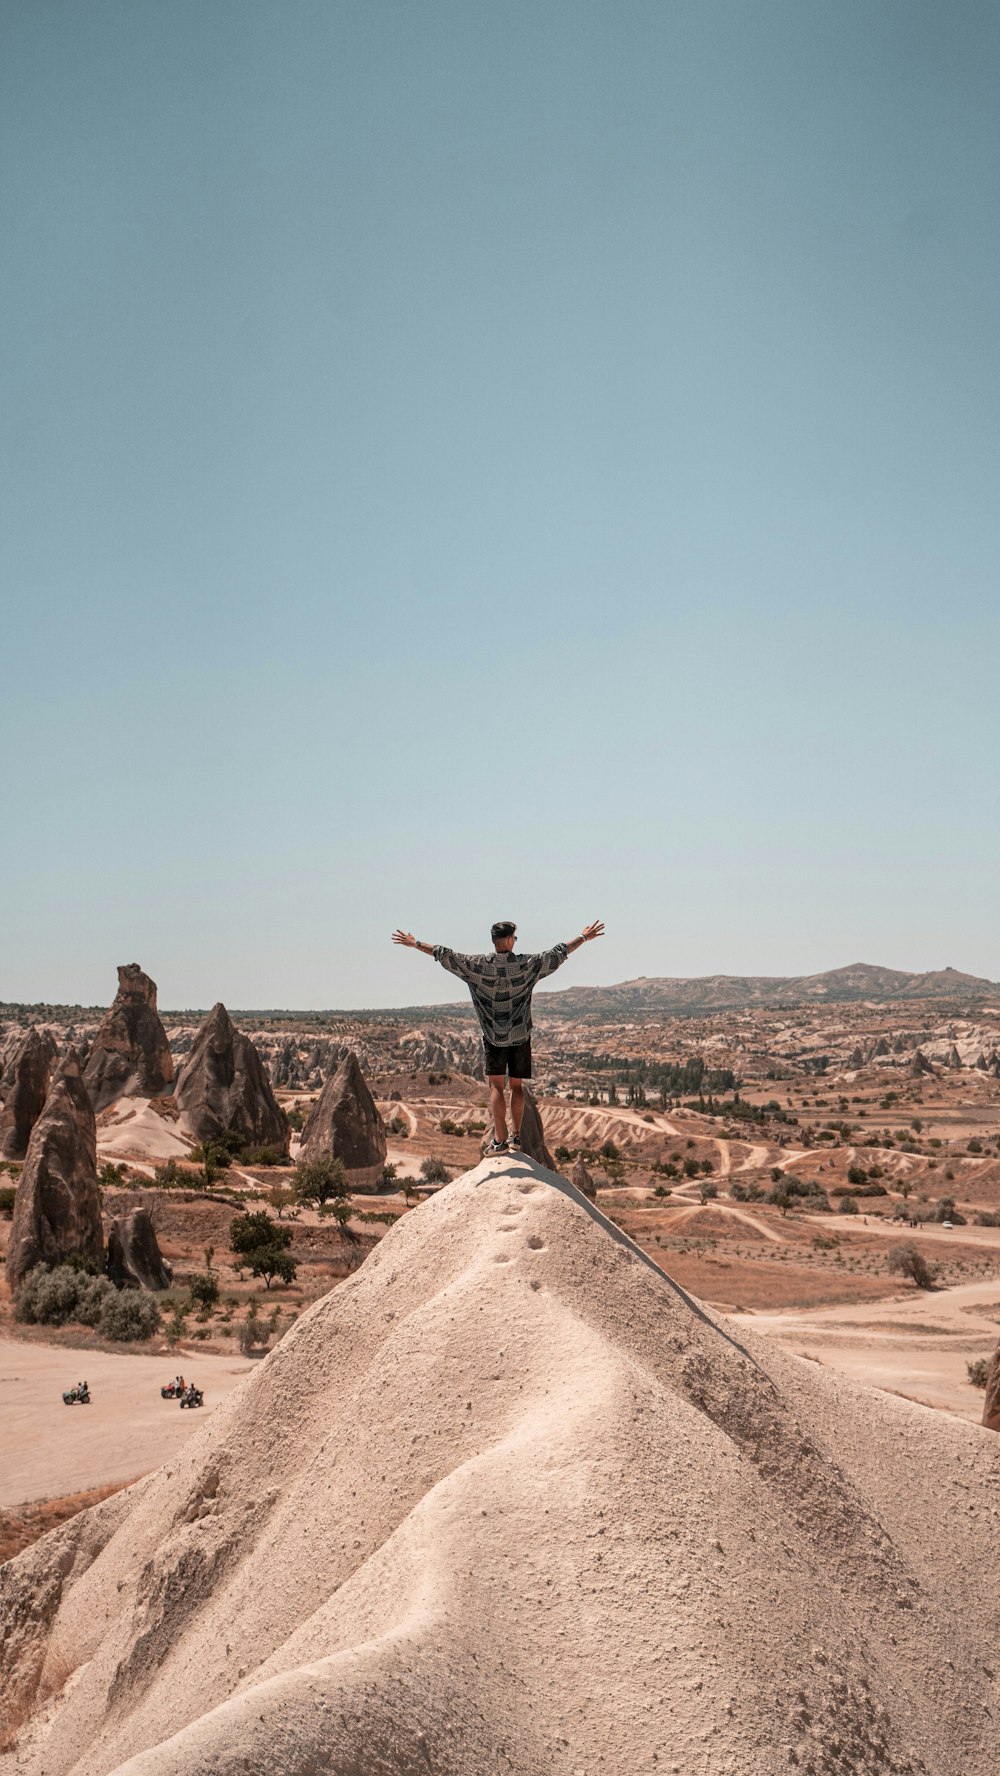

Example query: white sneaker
[484,1137,509,1156]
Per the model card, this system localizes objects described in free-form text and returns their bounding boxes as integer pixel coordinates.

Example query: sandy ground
[730,1274,1000,1422]
[0,1340,252,1507]
[95,1101,192,1163]
[2,1154,998,1776]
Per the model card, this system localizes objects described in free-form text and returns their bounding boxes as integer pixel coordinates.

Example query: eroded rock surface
[106,1207,172,1291]
[299,1050,386,1186]
[83,965,174,1111]
[571,1155,597,1200]
[7,1049,103,1288]
[0,1028,58,1160]
[982,1346,1000,1433]
[517,1086,555,1169]
[173,1003,288,1153]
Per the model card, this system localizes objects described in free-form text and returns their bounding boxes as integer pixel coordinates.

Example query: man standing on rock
[392,919,605,1154]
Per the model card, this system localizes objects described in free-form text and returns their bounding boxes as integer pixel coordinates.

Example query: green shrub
[188,1272,220,1309]
[887,1242,936,1289]
[153,1160,186,1188]
[15,1265,85,1326]
[838,1194,859,1215]
[243,1145,288,1166]
[967,1357,991,1388]
[75,1274,117,1326]
[98,1162,128,1187]
[0,1186,16,1217]
[15,1263,118,1327]
[100,1291,162,1341]
[420,1157,450,1184]
[600,1140,620,1161]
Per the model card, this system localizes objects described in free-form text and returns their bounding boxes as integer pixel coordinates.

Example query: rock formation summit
[172,1003,288,1153]
[298,1049,386,1186]
[106,1207,172,1292]
[0,1026,57,1160]
[570,1153,597,1200]
[478,1085,554,1167]
[1,1154,996,1776]
[6,1048,103,1289]
[83,964,174,1112]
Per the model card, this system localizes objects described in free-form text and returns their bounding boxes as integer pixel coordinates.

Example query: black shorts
[484,1039,532,1080]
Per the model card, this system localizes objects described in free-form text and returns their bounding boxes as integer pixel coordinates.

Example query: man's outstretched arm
[535,919,605,979]
[392,930,436,957]
[392,930,476,980]
[563,918,605,956]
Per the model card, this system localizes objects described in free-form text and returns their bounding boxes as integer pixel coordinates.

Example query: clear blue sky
[3,1,998,1009]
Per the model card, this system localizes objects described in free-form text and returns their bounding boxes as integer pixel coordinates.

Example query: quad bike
[160,1376,186,1399]
[179,1385,203,1409]
[63,1382,90,1405]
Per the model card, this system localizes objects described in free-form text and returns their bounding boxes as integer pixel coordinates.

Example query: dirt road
[0,1338,253,1507]
[729,1276,1000,1424]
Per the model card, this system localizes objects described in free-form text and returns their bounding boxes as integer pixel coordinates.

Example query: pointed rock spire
[106,1207,172,1291]
[173,1003,288,1152]
[83,964,174,1111]
[298,1050,386,1188]
[0,1027,58,1160]
[7,1048,103,1289]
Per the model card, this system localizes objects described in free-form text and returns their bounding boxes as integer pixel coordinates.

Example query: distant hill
[533,962,1000,1017]
[4,964,999,1029]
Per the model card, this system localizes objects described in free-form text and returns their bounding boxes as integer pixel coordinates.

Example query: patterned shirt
[432,944,570,1046]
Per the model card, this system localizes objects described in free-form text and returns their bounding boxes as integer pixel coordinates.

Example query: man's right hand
[392,930,417,947]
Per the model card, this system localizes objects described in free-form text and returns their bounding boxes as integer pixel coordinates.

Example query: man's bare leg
[488,1076,509,1142]
[509,1078,524,1138]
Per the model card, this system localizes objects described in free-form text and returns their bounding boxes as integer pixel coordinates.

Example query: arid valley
[4,958,1000,1773]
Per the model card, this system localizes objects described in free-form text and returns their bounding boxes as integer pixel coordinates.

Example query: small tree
[292,1154,350,1210]
[231,1210,286,1258]
[268,1186,296,1219]
[887,1242,936,1290]
[768,1181,793,1217]
[699,1179,718,1204]
[249,1248,297,1290]
[420,1156,450,1184]
[240,1300,263,1354]
[189,1272,220,1311]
